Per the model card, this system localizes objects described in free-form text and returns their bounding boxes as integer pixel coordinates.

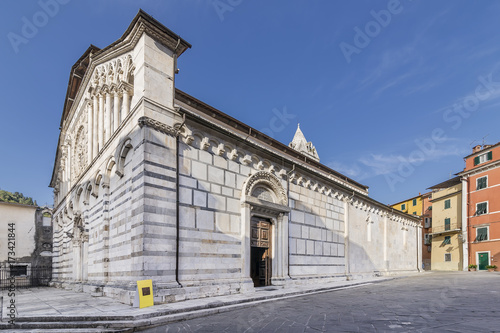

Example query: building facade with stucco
[49,10,421,304]
[0,201,52,284]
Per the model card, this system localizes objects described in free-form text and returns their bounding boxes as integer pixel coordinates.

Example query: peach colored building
[459,143,500,270]
[428,177,463,271]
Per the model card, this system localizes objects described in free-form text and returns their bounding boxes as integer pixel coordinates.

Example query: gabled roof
[58,9,191,128]
[50,9,191,188]
[427,176,461,190]
[59,45,101,128]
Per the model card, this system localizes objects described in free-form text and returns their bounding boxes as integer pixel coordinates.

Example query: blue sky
[1,0,500,207]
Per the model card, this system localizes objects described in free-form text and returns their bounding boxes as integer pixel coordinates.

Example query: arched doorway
[250,217,272,287]
[241,171,290,287]
[72,214,88,282]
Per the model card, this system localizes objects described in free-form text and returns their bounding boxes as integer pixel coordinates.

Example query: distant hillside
[0,190,37,206]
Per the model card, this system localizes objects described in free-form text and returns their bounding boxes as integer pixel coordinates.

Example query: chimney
[472,145,482,153]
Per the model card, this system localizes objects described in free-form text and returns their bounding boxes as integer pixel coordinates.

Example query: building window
[424,234,432,245]
[424,217,432,228]
[10,265,28,277]
[477,176,488,190]
[476,227,489,242]
[442,236,451,245]
[445,218,451,231]
[445,253,452,262]
[413,199,417,206]
[427,245,432,252]
[413,211,417,215]
[444,199,451,209]
[476,202,488,215]
[401,203,406,210]
[474,151,493,166]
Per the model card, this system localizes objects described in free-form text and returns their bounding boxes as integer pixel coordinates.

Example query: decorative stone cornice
[138,116,177,136]
[244,171,288,206]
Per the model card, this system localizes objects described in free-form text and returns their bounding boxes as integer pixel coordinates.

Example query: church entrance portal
[250,217,272,287]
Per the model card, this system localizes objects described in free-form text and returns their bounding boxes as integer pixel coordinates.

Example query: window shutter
[488,151,493,161]
[474,156,480,165]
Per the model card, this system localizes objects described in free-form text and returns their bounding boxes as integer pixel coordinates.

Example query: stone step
[2,329,129,333]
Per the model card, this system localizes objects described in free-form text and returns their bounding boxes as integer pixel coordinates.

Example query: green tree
[0,189,36,206]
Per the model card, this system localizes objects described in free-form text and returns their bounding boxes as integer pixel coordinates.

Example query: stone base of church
[49,269,418,306]
[51,278,256,305]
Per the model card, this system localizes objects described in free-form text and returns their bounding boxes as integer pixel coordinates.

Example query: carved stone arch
[115,137,133,177]
[122,54,135,84]
[41,207,52,218]
[103,156,116,187]
[250,154,261,167]
[208,138,221,155]
[191,132,204,150]
[224,144,238,161]
[74,185,85,212]
[72,213,88,242]
[73,125,88,181]
[176,123,193,145]
[224,143,234,154]
[71,212,89,282]
[241,171,290,286]
[243,171,287,206]
[67,201,74,219]
[84,181,92,204]
[92,171,102,197]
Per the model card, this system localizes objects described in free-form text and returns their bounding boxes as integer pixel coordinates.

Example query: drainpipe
[173,38,182,286]
[175,113,186,286]
[466,176,471,268]
[421,196,424,271]
[417,220,420,272]
[172,38,181,101]
[286,164,295,278]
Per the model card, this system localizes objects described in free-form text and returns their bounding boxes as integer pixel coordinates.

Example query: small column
[87,101,93,162]
[461,176,469,271]
[92,95,98,158]
[98,93,104,150]
[67,145,71,189]
[343,198,350,276]
[123,89,130,116]
[105,89,111,142]
[113,89,120,132]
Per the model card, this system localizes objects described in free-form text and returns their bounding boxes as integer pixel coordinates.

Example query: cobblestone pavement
[140,272,500,332]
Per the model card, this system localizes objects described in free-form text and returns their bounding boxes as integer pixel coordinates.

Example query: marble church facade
[49,10,421,305]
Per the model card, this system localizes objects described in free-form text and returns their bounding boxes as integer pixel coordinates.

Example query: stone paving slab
[0,275,397,331]
[139,271,500,333]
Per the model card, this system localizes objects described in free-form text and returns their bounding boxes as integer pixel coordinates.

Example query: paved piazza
[141,272,500,332]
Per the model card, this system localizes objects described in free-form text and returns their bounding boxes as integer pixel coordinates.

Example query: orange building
[459,143,500,270]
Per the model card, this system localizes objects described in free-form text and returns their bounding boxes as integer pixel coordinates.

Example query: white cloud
[328,140,467,182]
